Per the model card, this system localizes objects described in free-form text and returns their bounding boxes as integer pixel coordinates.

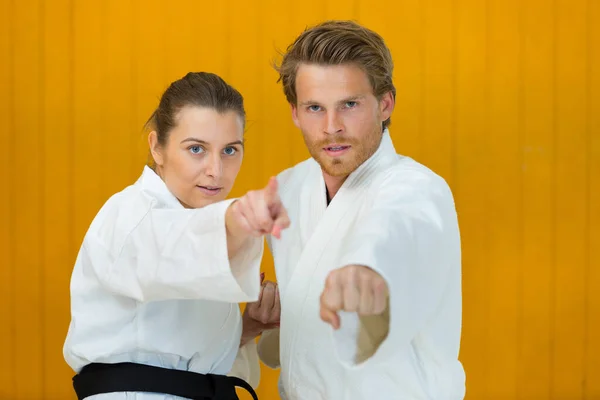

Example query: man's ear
[291,104,300,129]
[148,131,164,166]
[379,92,395,122]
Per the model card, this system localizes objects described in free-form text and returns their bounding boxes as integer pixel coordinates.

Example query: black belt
[72,362,259,400]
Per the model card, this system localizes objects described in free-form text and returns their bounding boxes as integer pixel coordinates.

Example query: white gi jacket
[63,166,263,399]
[258,130,466,400]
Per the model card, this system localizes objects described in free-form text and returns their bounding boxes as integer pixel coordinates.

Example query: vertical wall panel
[486,0,522,397]
[392,0,424,161]
[586,1,600,398]
[104,0,135,194]
[41,0,75,396]
[194,0,229,76]
[356,0,392,49]
[131,0,166,177]
[72,1,105,244]
[259,0,297,182]
[454,0,489,397]
[164,0,198,82]
[324,0,358,21]
[421,0,454,186]
[0,0,15,396]
[13,0,44,398]
[553,0,588,397]
[519,0,554,398]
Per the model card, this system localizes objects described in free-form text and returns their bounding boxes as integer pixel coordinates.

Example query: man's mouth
[323,144,351,156]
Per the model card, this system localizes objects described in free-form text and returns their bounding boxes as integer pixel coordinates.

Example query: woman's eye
[223,147,237,156]
[189,146,204,154]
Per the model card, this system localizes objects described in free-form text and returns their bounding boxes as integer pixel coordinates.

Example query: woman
[63,72,285,400]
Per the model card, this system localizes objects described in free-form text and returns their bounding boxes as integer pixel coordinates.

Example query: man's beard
[302,127,383,177]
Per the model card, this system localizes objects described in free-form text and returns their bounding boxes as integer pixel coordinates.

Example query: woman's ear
[148,131,164,166]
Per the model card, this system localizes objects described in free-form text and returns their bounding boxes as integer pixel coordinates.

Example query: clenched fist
[240,273,281,346]
[229,177,290,239]
[319,265,388,330]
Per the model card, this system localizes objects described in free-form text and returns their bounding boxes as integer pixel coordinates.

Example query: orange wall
[0,0,599,399]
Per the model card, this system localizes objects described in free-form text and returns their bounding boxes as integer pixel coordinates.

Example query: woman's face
[149,105,245,208]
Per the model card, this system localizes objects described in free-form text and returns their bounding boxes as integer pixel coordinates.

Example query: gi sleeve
[84,198,263,303]
[228,339,261,389]
[257,327,281,369]
[332,170,461,364]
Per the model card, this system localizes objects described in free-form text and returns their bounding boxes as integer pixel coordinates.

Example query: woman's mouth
[197,186,223,196]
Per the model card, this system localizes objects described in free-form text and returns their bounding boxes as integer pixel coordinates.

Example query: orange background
[0,0,599,399]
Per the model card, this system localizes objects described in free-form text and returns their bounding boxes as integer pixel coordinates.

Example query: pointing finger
[231,203,254,235]
[237,196,261,235]
[264,177,279,205]
[251,193,275,234]
[271,208,290,239]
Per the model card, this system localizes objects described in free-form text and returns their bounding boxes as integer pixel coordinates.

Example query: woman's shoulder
[83,170,158,244]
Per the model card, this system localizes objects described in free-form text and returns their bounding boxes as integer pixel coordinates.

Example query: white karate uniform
[63,166,264,399]
[258,130,466,400]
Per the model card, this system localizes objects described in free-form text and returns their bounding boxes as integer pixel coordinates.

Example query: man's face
[291,63,394,178]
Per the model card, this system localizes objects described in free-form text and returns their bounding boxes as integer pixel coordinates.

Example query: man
[232,20,465,399]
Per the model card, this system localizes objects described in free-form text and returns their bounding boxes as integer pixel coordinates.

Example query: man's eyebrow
[298,95,366,107]
[299,99,321,106]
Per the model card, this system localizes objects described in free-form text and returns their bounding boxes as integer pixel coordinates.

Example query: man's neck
[323,173,348,205]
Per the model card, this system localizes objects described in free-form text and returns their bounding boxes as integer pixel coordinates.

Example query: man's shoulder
[378,156,454,199]
[274,158,318,195]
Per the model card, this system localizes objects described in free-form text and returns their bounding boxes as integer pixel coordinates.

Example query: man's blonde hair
[275,20,396,128]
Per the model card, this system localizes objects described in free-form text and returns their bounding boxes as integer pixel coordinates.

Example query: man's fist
[319,265,388,330]
[240,273,281,346]
[230,177,290,239]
